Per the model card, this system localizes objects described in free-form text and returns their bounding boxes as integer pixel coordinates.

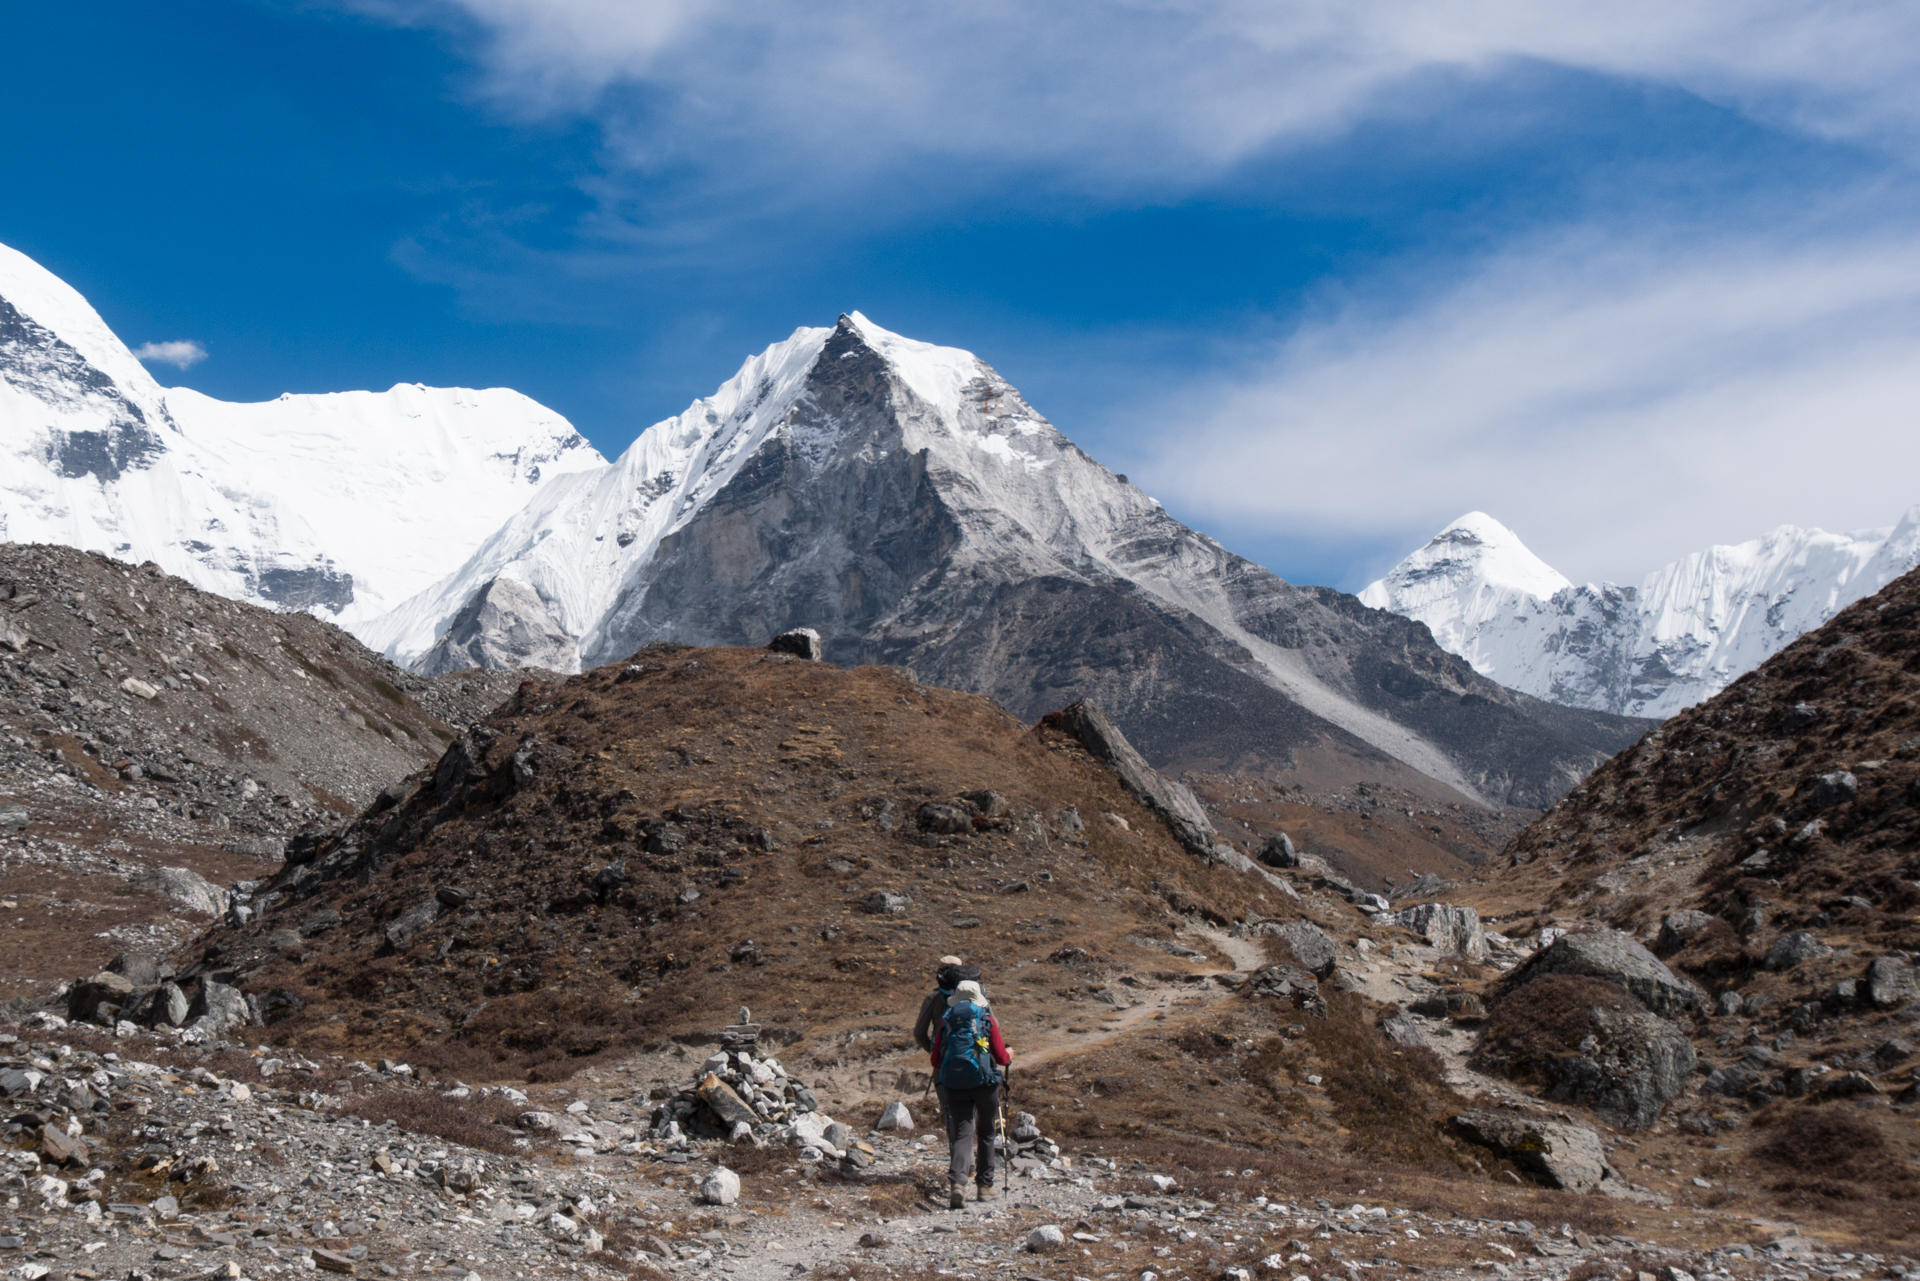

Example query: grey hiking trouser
[944,1081,999,1186]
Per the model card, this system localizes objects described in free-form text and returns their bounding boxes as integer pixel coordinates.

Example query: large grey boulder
[66,970,137,1024]
[186,980,255,1037]
[1046,700,1218,861]
[1540,1008,1695,1131]
[1654,910,1716,956]
[1257,833,1298,868]
[1766,931,1832,971]
[127,866,229,917]
[1263,920,1337,977]
[767,628,822,661]
[1869,956,1919,1009]
[1383,902,1487,961]
[1449,1110,1618,1192]
[418,575,576,676]
[383,898,448,953]
[1518,929,1707,1018]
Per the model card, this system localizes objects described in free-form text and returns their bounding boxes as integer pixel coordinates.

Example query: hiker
[929,978,1011,1208]
[913,955,980,1129]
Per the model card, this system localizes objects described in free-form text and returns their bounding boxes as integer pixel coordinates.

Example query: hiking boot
[975,1182,1000,1202]
[948,1182,966,1210]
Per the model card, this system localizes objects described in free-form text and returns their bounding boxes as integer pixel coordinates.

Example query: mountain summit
[1364,508,1920,718]
[371,313,1648,807]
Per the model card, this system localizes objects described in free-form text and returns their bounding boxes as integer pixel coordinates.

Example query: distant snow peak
[1365,507,1920,718]
[0,237,607,632]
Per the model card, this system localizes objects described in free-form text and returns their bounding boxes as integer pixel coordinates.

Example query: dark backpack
[938,1000,998,1089]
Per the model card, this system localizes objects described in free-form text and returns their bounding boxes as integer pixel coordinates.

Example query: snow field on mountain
[1365,507,1920,717]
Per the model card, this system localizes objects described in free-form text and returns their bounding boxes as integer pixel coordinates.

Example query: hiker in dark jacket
[914,956,978,1132]
[930,978,1012,1207]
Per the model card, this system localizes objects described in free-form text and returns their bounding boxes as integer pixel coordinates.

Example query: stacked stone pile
[647,1012,865,1165]
[1002,1109,1068,1178]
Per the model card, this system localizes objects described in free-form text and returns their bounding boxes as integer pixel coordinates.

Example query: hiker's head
[948,979,987,1008]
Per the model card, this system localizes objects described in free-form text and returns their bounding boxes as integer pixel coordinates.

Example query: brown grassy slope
[1458,565,1920,1246]
[185,647,1278,1077]
[1475,562,1920,959]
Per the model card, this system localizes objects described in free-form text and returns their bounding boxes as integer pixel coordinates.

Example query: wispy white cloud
[370,0,1920,190]
[1135,219,1920,585]
[130,339,208,369]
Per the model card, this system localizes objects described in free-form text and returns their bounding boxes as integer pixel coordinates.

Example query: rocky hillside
[1424,562,1920,1239]
[0,542,531,997]
[162,643,1287,1075]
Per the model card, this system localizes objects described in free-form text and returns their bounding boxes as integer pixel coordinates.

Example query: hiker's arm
[929,1027,943,1070]
[912,993,938,1050]
[988,1018,1011,1066]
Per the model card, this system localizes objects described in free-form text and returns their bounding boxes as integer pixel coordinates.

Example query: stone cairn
[1003,1109,1067,1178]
[646,1007,877,1170]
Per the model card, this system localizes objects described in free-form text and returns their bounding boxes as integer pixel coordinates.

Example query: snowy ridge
[0,239,605,627]
[1364,510,1920,718]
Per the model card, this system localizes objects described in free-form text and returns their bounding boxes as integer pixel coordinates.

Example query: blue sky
[6,0,1920,589]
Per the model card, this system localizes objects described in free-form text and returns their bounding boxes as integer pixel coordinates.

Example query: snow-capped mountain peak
[1,238,605,627]
[1358,512,1570,656]
[1364,507,1920,718]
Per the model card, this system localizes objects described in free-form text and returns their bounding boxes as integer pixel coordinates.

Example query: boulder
[916,803,973,835]
[66,970,136,1024]
[1263,920,1337,978]
[1246,964,1326,1017]
[1026,1225,1066,1253]
[1654,910,1716,956]
[106,952,172,986]
[1811,771,1858,810]
[1540,1008,1695,1131]
[1380,1015,1430,1047]
[1782,702,1820,734]
[1515,929,1707,1018]
[1257,833,1298,868]
[0,803,27,831]
[1383,902,1487,961]
[1449,1110,1617,1192]
[185,980,254,1037]
[437,1156,488,1192]
[127,866,229,917]
[768,628,823,661]
[1042,700,1218,861]
[876,1101,914,1131]
[1767,931,1832,971]
[863,891,911,915]
[701,1166,742,1205]
[1869,956,1919,1009]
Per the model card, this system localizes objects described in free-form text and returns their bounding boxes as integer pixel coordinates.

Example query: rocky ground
[0,544,541,1002]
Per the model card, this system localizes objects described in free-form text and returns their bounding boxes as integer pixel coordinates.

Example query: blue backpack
[938,1001,998,1089]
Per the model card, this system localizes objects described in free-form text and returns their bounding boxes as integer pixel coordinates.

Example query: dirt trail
[974,924,1262,1073]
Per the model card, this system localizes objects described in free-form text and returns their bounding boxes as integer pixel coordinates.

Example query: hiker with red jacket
[913,955,979,1132]
[930,978,1012,1208]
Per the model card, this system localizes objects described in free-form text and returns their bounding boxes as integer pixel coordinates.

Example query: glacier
[0,239,605,629]
[1362,509,1920,718]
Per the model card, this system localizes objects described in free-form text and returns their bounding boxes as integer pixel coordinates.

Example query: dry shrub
[1295,991,1472,1168]
[335,1088,524,1154]
[1752,1105,1920,1214]
[1473,975,1644,1079]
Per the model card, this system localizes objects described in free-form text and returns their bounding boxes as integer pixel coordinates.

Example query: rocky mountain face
[0,240,605,632]
[371,315,1651,809]
[1364,509,1920,719]
[0,541,528,997]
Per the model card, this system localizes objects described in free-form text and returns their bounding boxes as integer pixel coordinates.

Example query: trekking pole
[998,1067,1012,1192]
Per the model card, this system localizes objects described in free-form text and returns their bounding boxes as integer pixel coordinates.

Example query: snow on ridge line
[0,237,610,632]
[1364,504,1920,718]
